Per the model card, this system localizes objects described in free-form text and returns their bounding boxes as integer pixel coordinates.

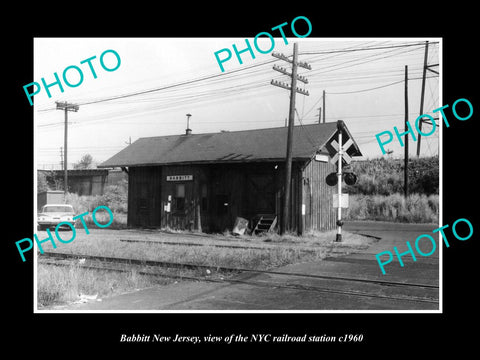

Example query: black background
[6,3,478,355]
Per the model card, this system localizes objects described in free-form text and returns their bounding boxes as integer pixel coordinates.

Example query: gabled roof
[99,122,362,168]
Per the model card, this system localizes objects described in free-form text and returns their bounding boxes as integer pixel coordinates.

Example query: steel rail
[39,256,438,304]
[39,251,439,289]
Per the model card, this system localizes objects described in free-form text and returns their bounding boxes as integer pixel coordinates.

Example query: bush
[65,192,94,214]
[37,171,50,192]
[64,183,128,229]
[95,184,128,214]
[345,193,438,223]
[65,182,127,215]
[345,156,439,196]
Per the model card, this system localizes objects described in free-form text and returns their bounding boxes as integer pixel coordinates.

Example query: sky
[33,37,441,170]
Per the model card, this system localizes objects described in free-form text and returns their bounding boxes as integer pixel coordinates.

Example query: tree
[37,171,50,192]
[74,154,93,169]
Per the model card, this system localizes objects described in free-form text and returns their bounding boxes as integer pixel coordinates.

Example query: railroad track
[118,237,367,255]
[39,251,439,305]
[120,238,292,251]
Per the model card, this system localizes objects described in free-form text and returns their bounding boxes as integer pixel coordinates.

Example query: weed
[345,193,438,223]
[36,228,372,308]
[37,263,171,307]
[345,156,439,196]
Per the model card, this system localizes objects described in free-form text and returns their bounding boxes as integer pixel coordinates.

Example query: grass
[36,228,373,308]
[37,263,171,308]
[344,193,439,223]
[345,156,439,196]
[65,191,128,229]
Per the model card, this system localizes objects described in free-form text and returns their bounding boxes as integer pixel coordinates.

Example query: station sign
[166,175,193,181]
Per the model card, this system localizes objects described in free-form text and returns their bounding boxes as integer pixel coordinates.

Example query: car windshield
[43,206,73,213]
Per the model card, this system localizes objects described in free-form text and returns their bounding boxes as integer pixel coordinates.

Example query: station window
[138,198,147,210]
[174,184,185,211]
[201,183,208,211]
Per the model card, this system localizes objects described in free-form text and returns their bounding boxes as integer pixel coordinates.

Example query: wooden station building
[99,122,361,234]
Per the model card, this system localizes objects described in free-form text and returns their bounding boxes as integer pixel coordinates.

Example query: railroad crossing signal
[325,132,358,187]
[323,120,362,242]
[329,138,354,165]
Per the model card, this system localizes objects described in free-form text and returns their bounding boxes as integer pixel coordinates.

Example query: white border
[34,37,443,314]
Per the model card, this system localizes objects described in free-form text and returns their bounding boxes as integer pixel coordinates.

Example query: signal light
[326,172,358,186]
[344,172,358,186]
[326,172,337,186]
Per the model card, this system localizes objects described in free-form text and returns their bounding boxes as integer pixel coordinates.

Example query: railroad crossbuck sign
[329,138,354,165]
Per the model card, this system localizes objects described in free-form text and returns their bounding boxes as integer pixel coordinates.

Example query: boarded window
[138,198,147,211]
[201,183,208,211]
[174,184,185,211]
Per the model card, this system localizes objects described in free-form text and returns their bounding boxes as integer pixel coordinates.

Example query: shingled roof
[99,122,361,168]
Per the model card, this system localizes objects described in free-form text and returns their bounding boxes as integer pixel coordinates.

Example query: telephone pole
[416,41,440,157]
[271,43,311,235]
[322,90,326,123]
[56,101,79,196]
[404,66,409,198]
[416,41,429,157]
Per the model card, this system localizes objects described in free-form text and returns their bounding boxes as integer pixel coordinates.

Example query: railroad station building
[99,121,361,234]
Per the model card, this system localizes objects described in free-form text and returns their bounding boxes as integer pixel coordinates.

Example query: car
[37,204,76,231]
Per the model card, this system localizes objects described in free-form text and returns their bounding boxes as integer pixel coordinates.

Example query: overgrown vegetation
[65,179,128,229]
[344,193,439,223]
[37,171,50,193]
[37,263,171,307]
[343,156,439,223]
[344,156,439,196]
[37,228,372,307]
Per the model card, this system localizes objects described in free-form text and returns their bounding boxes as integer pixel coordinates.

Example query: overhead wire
[36,41,439,135]
[298,41,438,56]
[36,57,279,112]
[37,41,436,113]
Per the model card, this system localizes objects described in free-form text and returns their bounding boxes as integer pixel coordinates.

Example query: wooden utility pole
[56,101,79,196]
[404,66,409,198]
[322,90,326,123]
[336,121,343,242]
[271,43,311,234]
[416,41,429,157]
[283,43,298,235]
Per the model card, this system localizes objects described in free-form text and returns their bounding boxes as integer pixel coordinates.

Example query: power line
[38,71,428,129]
[36,42,438,113]
[327,80,404,95]
[298,41,439,56]
[35,40,440,160]
[37,58,279,112]
[327,75,437,95]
